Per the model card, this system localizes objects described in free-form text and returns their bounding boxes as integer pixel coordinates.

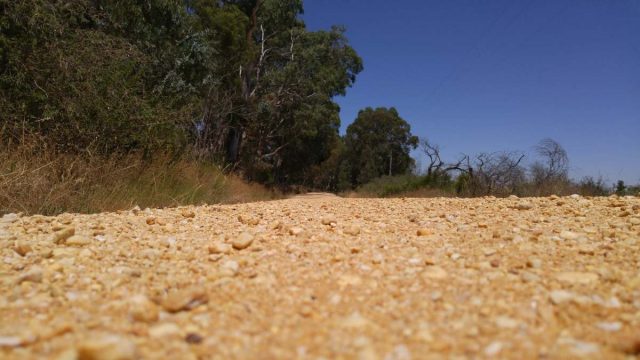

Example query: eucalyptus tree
[188,0,362,183]
[344,107,418,186]
[1,0,363,187]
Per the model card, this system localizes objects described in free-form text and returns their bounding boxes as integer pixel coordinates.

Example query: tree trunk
[226,127,242,164]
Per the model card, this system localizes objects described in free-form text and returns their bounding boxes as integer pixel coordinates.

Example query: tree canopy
[344,107,418,186]
[0,0,363,186]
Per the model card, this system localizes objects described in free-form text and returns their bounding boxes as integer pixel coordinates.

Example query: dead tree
[419,138,528,196]
[420,138,470,177]
[473,151,526,195]
[532,138,569,181]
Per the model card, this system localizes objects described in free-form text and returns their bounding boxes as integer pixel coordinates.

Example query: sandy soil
[1,195,639,359]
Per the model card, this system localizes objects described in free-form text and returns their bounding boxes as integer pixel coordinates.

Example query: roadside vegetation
[1,1,635,215]
[351,137,636,199]
[1,0,357,214]
[0,132,278,215]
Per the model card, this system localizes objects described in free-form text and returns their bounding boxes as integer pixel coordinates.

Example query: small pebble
[483,248,496,256]
[128,295,159,323]
[232,232,254,250]
[417,228,432,236]
[149,323,182,338]
[181,210,196,218]
[556,271,599,285]
[17,266,43,284]
[208,242,232,254]
[13,241,32,256]
[484,341,503,356]
[526,258,542,268]
[372,253,384,264]
[515,202,533,210]
[299,305,313,317]
[219,260,239,277]
[0,336,22,348]
[321,216,337,225]
[76,335,136,360]
[520,271,540,282]
[52,227,75,244]
[423,266,448,280]
[162,288,208,313]
[0,213,19,223]
[289,227,304,236]
[596,322,622,332]
[495,316,518,329]
[344,226,361,236]
[65,235,91,246]
[549,290,575,305]
[559,230,580,240]
[185,333,203,344]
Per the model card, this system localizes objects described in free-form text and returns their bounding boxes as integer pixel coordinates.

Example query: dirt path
[290,192,340,200]
[1,196,639,359]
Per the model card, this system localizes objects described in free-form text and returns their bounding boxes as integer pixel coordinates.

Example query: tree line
[1,0,364,189]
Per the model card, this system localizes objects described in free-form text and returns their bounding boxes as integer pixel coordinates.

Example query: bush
[355,172,453,197]
[576,176,609,197]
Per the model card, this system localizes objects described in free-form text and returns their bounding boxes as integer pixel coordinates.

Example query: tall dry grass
[0,135,278,216]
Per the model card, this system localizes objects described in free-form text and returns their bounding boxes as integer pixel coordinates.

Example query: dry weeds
[0,137,278,215]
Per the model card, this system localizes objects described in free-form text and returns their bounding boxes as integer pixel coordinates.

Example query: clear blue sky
[303,0,640,184]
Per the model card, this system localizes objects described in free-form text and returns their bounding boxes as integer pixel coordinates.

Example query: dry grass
[343,187,453,199]
[0,137,279,216]
[387,187,454,198]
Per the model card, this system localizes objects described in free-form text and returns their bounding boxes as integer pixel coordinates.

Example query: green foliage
[356,172,453,197]
[344,107,418,186]
[181,0,362,186]
[454,172,472,195]
[0,0,195,154]
[1,0,363,190]
[230,18,362,184]
[627,185,640,196]
[3,0,622,202]
[613,179,640,196]
[577,177,609,196]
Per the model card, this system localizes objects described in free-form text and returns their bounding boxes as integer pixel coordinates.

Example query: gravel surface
[1,195,639,359]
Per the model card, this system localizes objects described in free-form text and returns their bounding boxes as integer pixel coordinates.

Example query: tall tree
[1,0,363,188]
[344,107,418,186]
[188,1,362,183]
[615,180,626,195]
[529,138,570,195]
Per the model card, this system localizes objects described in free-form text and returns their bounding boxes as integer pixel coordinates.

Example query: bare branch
[290,29,295,61]
[420,138,443,176]
[534,138,568,180]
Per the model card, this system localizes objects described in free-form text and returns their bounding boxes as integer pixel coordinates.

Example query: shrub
[355,172,453,197]
[576,176,609,197]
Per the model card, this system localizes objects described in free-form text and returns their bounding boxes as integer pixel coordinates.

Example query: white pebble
[596,322,622,332]
[484,341,503,356]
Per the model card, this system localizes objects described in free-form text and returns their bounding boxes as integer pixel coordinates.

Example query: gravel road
[1,195,639,359]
